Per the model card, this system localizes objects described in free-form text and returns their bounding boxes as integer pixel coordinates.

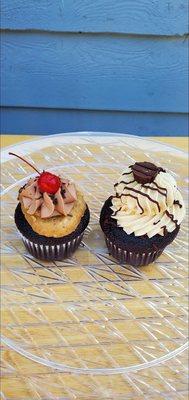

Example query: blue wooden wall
[1,0,189,136]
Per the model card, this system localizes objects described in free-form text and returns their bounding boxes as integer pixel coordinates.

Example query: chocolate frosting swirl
[131,162,165,184]
[19,177,77,218]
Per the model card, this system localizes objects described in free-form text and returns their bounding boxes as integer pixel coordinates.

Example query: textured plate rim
[1,335,188,375]
[1,131,187,162]
[1,132,188,374]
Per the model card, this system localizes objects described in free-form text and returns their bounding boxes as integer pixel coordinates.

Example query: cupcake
[100,162,185,267]
[10,152,90,261]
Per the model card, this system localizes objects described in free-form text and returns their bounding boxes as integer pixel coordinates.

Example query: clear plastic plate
[1,133,188,380]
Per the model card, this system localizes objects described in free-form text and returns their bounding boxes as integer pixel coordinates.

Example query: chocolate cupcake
[100,162,185,267]
[10,153,90,261]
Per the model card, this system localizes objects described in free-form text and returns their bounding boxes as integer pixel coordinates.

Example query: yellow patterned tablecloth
[1,134,188,400]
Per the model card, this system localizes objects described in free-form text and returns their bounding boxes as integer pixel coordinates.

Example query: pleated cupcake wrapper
[20,232,84,261]
[105,236,163,267]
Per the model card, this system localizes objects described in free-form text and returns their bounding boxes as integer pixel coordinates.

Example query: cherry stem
[9,152,40,174]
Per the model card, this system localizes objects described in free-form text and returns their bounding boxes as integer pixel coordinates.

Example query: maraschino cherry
[38,171,61,194]
[9,152,61,194]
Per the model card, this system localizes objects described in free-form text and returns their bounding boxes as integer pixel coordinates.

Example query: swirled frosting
[111,162,185,237]
[19,177,77,218]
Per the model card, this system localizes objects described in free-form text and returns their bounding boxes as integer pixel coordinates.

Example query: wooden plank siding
[1,0,189,135]
[2,32,188,112]
[1,108,188,136]
[1,0,188,36]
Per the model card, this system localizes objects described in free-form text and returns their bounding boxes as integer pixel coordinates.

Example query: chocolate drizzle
[143,182,167,197]
[18,184,27,200]
[114,180,135,187]
[153,220,160,225]
[112,207,122,216]
[131,162,165,184]
[160,211,179,236]
[121,186,161,212]
[124,194,144,214]
[49,194,55,200]
[174,200,182,208]
[18,184,26,194]
[122,170,132,176]
[165,210,178,228]
[115,179,167,198]
[61,187,66,198]
[152,181,167,193]
[113,193,144,214]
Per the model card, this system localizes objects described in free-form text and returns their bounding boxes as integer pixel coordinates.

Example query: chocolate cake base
[15,203,90,261]
[100,197,179,267]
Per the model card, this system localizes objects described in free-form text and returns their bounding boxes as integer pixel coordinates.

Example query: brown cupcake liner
[105,236,163,267]
[21,232,84,261]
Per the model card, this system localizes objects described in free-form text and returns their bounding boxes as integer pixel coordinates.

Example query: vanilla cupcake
[11,153,90,261]
[100,162,185,267]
